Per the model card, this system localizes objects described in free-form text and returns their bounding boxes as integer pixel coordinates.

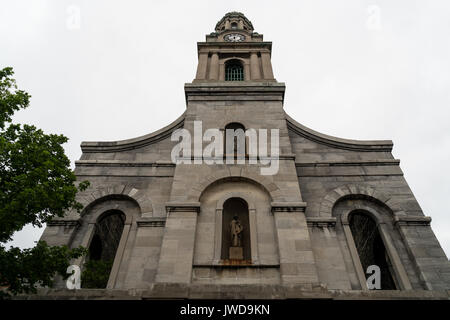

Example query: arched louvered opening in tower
[225,59,244,81]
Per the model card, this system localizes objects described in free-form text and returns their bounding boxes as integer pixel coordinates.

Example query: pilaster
[155,202,200,284]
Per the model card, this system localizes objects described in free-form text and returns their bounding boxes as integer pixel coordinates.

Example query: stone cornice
[136,218,166,227]
[185,82,285,103]
[296,159,400,167]
[271,202,307,213]
[193,263,280,268]
[166,202,201,213]
[75,160,175,168]
[306,217,337,228]
[176,154,296,162]
[394,216,432,226]
[197,42,272,52]
[47,220,80,227]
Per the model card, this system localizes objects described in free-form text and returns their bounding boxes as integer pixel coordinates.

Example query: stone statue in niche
[229,215,244,260]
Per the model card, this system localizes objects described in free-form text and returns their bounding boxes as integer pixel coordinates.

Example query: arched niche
[221,197,251,261]
[214,192,258,265]
[194,178,279,267]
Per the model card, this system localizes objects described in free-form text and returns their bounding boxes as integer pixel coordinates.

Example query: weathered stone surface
[34,12,450,299]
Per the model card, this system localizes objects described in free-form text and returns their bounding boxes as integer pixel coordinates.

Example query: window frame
[341,207,413,290]
[225,60,244,81]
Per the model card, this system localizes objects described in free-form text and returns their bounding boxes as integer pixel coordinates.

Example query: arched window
[225,60,244,81]
[225,122,246,158]
[83,210,125,288]
[231,22,238,30]
[349,210,397,290]
[89,234,102,261]
[221,197,251,261]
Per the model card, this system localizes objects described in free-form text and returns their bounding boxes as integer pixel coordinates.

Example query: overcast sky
[1,0,450,258]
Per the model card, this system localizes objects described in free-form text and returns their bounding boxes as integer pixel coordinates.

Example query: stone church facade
[39,12,450,299]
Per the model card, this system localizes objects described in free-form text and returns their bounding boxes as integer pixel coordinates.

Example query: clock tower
[194,11,275,82]
[159,11,315,285]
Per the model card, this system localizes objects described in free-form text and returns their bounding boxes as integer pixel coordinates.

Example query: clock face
[224,33,246,42]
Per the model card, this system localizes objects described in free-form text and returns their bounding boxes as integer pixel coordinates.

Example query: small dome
[215,12,254,32]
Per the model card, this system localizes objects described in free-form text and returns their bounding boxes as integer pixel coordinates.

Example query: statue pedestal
[229,246,243,260]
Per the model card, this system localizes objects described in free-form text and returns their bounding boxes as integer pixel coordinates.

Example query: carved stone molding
[165,202,201,213]
[319,184,407,218]
[306,217,336,228]
[394,216,432,227]
[73,184,154,219]
[271,202,307,213]
[136,218,166,227]
[47,220,80,227]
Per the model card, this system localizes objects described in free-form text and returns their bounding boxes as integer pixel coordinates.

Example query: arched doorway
[221,197,251,261]
[349,210,397,290]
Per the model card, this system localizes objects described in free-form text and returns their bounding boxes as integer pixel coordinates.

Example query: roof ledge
[80,112,185,153]
[285,112,393,152]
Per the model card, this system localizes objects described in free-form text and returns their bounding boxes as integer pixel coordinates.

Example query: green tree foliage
[0,242,86,297]
[0,67,89,297]
[81,259,113,289]
[0,67,30,129]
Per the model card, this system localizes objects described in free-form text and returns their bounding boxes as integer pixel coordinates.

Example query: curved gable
[80,112,185,153]
[286,112,393,152]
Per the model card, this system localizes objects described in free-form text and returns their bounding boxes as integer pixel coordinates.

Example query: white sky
[1,0,449,258]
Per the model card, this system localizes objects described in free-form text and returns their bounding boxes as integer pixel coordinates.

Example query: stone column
[213,207,223,264]
[219,62,225,81]
[208,52,219,80]
[249,207,259,264]
[250,52,261,80]
[271,202,320,286]
[155,202,200,283]
[195,52,208,80]
[244,62,250,81]
[261,52,275,80]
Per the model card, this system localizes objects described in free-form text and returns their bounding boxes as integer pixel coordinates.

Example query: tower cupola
[214,11,254,32]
